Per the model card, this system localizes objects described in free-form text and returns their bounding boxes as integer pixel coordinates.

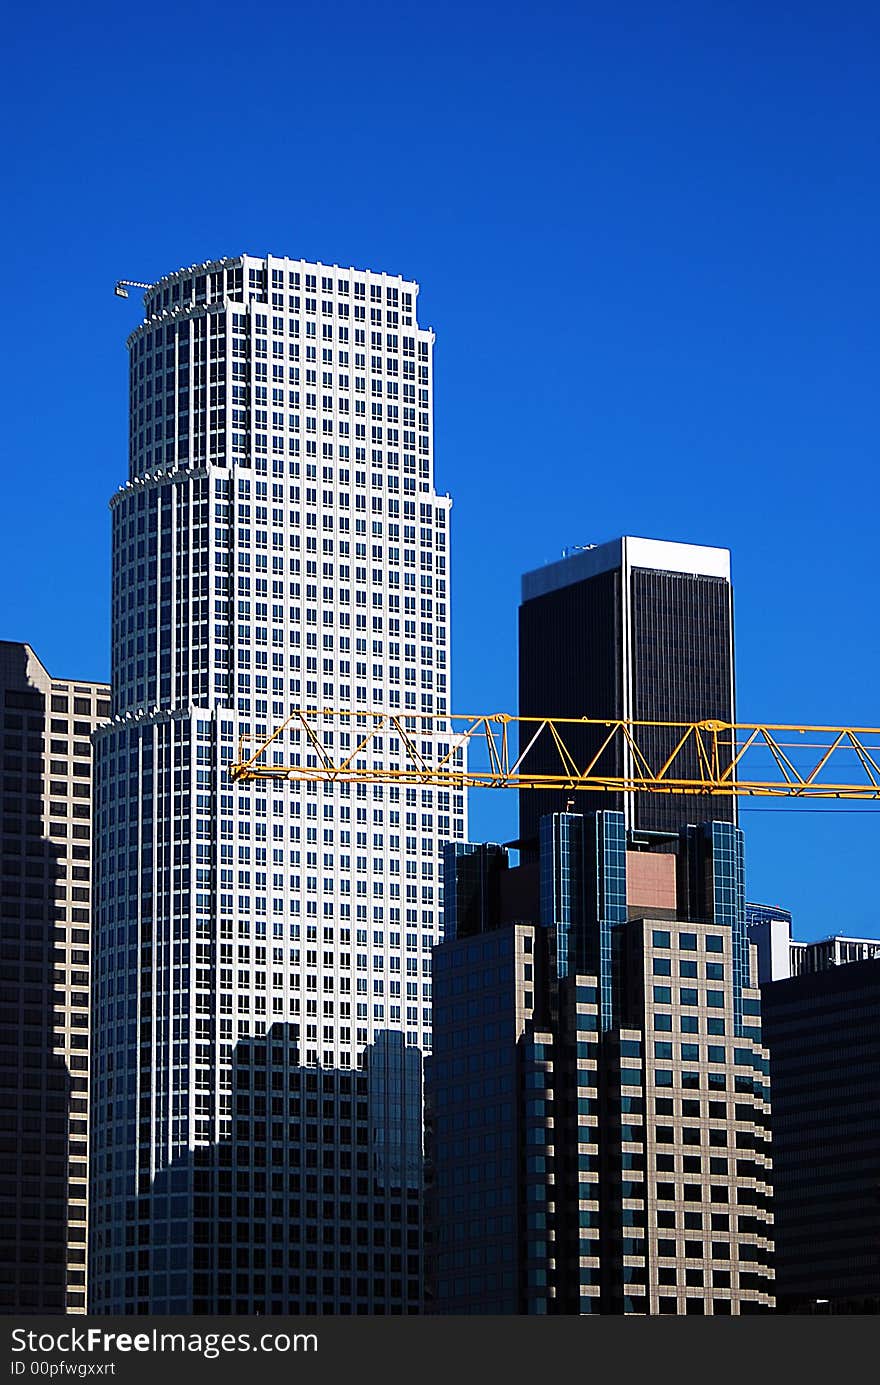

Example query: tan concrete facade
[0,642,109,1312]
[605,916,774,1313]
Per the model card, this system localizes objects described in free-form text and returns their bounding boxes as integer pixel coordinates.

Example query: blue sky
[3,1,878,939]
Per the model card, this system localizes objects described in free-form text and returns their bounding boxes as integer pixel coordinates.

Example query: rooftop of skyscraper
[522,535,731,601]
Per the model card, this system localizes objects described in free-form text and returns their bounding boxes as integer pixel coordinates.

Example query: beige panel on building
[0,641,109,1314]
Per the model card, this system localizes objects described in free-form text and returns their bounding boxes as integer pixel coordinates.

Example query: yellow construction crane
[229,711,880,801]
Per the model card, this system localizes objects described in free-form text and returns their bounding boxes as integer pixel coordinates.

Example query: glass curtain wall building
[759,959,880,1312]
[745,906,880,1312]
[89,254,465,1314]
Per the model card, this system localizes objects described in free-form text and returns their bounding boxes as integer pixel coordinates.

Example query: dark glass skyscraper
[518,538,736,844]
[758,956,880,1313]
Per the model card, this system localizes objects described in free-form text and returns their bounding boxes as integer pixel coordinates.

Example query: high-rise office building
[0,642,109,1313]
[518,538,736,845]
[427,814,774,1314]
[89,254,464,1314]
[744,905,880,1312]
[760,959,880,1313]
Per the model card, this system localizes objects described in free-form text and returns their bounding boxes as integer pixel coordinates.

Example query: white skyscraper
[89,254,466,1314]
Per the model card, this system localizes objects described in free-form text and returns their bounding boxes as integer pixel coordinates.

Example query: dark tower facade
[518,538,736,846]
[759,959,880,1313]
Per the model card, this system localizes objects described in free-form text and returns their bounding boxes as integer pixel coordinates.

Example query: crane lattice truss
[229,711,880,800]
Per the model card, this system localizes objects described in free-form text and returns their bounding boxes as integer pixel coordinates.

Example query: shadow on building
[0,645,76,1313]
[107,1026,423,1314]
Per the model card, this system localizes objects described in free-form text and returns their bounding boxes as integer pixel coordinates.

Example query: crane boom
[114,279,153,298]
[229,710,880,801]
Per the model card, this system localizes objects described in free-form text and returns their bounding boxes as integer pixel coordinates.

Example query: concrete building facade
[0,642,109,1313]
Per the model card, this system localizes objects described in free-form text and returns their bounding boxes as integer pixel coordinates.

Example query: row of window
[653,929,724,952]
[654,958,724,979]
[653,986,727,1006]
